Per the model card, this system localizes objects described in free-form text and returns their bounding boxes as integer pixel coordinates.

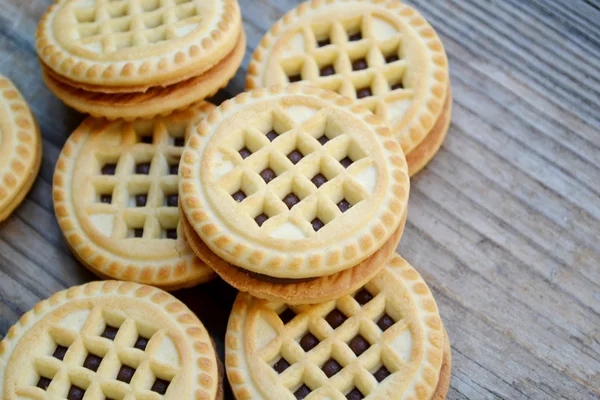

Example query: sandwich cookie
[179,84,410,303]
[37,0,244,119]
[246,0,451,176]
[225,253,451,399]
[0,280,223,400]
[53,103,216,290]
[0,75,42,222]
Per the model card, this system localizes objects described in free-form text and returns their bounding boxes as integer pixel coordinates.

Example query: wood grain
[0,1,599,399]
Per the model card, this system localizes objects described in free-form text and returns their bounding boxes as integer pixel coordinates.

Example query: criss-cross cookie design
[275,13,414,125]
[87,119,189,240]
[68,0,214,53]
[29,306,180,399]
[211,106,379,240]
[256,280,413,399]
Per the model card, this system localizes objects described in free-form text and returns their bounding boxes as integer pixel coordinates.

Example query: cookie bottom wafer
[41,31,246,121]
[182,209,406,304]
[406,85,453,177]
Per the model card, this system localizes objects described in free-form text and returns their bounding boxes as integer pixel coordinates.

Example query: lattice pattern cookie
[0,281,223,400]
[0,75,42,222]
[53,103,215,289]
[246,0,450,175]
[36,0,242,90]
[225,254,449,400]
[180,84,409,280]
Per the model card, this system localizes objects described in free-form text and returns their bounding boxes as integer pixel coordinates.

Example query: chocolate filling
[101,325,119,340]
[386,54,399,64]
[322,358,342,377]
[233,264,317,284]
[317,134,330,145]
[311,173,327,188]
[67,385,86,400]
[299,332,319,351]
[320,65,335,76]
[352,58,368,71]
[52,345,68,360]
[266,129,279,141]
[83,353,102,372]
[133,336,148,351]
[151,378,170,395]
[377,314,395,331]
[373,365,391,382]
[239,147,252,159]
[273,357,291,373]
[317,38,331,47]
[356,87,372,98]
[117,365,135,383]
[37,376,52,390]
[294,384,311,399]
[260,168,277,183]
[325,309,347,329]
[135,162,150,175]
[287,150,303,164]
[346,388,364,400]
[349,335,370,356]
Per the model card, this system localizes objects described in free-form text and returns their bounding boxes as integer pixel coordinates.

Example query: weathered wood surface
[0,0,599,399]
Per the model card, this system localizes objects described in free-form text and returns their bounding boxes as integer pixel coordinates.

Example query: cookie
[246,0,451,176]
[179,84,410,302]
[36,0,242,91]
[0,280,223,400]
[53,103,216,290]
[41,30,246,121]
[0,75,42,222]
[225,253,451,400]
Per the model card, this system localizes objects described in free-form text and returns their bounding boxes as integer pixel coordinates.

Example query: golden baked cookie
[180,85,410,291]
[41,30,246,121]
[53,103,216,290]
[225,253,450,400]
[36,0,242,90]
[0,280,223,400]
[246,0,451,176]
[0,75,42,222]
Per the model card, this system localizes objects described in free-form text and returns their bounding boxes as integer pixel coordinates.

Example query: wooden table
[1,0,599,398]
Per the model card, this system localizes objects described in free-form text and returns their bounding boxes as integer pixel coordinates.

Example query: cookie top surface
[179,85,410,279]
[0,281,220,400]
[0,75,41,217]
[225,254,445,400]
[53,103,215,289]
[246,0,449,155]
[36,0,241,88]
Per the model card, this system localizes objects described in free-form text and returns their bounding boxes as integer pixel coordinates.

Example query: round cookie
[0,75,42,222]
[41,30,246,121]
[180,85,409,282]
[225,253,450,400]
[246,0,451,176]
[0,280,223,400]
[53,103,216,290]
[36,0,242,90]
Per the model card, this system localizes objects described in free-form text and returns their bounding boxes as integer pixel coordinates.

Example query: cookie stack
[0,1,454,399]
[37,0,245,121]
[179,84,410,304]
